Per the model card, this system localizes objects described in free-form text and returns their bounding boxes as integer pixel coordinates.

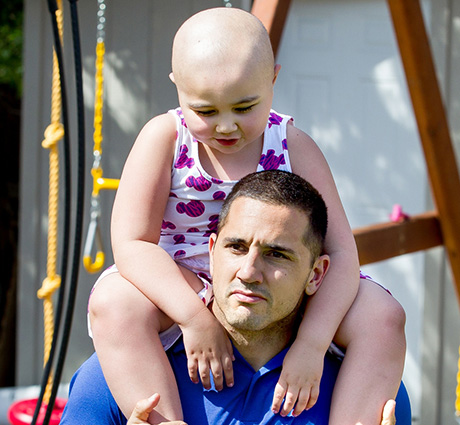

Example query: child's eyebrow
[188,96,261,110]
[235,95,260,104]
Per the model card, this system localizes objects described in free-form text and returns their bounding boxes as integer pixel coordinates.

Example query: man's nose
[216,114,238,134]
[236,250,263,284]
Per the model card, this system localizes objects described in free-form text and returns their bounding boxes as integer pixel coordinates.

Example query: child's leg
[329,278,406,425]
[88,267,204,424]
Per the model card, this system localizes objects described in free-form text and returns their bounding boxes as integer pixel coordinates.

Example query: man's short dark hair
[218,170,328,258]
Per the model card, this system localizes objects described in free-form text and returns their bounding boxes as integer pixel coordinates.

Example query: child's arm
[111,113,233,389]
[271,124,360,416]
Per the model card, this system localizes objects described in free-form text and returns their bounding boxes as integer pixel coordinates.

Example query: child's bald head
[171,8,276,89]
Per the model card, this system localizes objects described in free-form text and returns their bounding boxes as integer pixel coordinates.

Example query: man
[61,170,410,424]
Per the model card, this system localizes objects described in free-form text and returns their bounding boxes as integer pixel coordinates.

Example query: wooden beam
[387,0,460,305]
[251,0,291,57]
[353,211,443,265]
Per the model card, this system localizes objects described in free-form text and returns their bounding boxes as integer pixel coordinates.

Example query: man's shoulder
[60,353,127,425]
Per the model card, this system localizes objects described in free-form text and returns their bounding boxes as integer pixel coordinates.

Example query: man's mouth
[231,289,266,304]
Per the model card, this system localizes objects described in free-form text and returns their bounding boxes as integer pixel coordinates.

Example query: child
[88,7,406,425]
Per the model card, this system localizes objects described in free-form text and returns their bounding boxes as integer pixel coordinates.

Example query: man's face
[210,197,325,333]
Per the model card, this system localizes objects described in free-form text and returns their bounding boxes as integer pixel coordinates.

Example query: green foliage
[0,0,23,96]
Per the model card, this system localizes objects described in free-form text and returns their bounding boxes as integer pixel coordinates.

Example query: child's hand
[271,342,324,417]
[180,308,234,391]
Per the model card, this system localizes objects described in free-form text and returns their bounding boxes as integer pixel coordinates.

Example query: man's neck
[227,327,292,371]
[211,302,299,371]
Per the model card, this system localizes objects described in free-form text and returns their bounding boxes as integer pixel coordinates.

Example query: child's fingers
[187,358,199,384]
[271,381,287,414]
[209,357,224,391]
[223,354,234,388]
[198,357,211,389]
[280,386,300,417]
[305,382,319,410]
[292,387,311,417]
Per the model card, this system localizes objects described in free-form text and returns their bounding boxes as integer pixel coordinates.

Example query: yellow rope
[93,41,105,156]
[36,0,64,405]
[456,344,460,417]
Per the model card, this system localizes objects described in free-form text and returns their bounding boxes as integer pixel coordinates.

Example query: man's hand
[180,308,234,391]
[127,394,187,425]
[271,341,323,416]
[380,400,396,425]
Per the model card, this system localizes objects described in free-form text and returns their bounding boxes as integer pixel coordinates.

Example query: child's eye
[234,105,254,113]
[195,110,216,116]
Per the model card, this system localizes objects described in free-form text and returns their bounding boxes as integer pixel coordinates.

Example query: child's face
[174,61,279,156]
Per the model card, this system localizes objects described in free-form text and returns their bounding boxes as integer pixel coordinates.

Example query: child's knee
[359,282,406,347]
[89,274,160,333]
[380,293,406,335]
[338,280,406,346]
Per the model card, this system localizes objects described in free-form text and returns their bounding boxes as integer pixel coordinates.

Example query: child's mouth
[215,138,239,146]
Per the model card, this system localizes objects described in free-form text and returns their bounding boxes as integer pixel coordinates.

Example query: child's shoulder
[286,123,329,176]
[140,112,178,139]
[130,112,178,162]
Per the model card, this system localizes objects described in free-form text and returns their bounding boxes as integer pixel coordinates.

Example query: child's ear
[169,72,176,84]
[305,254,330,296]
[208,233,218,277]
[273,64,282,85]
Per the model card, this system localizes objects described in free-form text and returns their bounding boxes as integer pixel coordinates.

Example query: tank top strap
[257,110,293,172]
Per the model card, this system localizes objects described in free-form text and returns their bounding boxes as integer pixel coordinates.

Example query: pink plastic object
[389,204,410,222]
[7,398,66,425]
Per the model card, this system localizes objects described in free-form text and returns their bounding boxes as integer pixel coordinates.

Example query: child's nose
[216,116,238,134]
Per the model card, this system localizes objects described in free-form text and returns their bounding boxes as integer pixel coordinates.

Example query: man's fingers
[127,394,160,425]
[381,400,396,425]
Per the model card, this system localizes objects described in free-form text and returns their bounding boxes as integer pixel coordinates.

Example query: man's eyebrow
[222,236,246,245]
[222,237,297,256]
[265,243,297,257]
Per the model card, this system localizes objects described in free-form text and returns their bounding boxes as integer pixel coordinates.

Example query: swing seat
[7,397,66,425]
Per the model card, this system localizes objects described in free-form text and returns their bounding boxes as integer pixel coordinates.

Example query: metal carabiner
[83,197,105,273]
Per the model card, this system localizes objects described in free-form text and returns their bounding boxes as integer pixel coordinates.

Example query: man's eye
[267,251,288,259]
[227,243,245,252]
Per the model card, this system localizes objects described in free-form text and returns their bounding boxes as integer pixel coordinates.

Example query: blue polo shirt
[61,339,411,424]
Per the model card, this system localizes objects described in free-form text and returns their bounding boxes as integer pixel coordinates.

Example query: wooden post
[387,0,460,305]
[251,0,292,57]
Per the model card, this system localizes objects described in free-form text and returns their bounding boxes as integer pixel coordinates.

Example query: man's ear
[305,254,330,296]
[208,233,218,277]
[169,72,176,84]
